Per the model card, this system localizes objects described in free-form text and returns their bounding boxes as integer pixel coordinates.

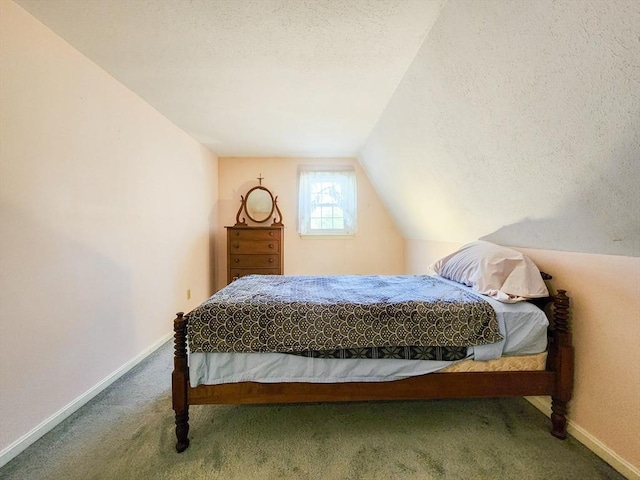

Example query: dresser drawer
[230,240,280,254]
[228,229,280,241]
[229,268,281,281]
[229,254,279,268]
[226,225,284,285]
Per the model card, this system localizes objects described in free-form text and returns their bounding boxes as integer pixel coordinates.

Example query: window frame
[297,166,357,237]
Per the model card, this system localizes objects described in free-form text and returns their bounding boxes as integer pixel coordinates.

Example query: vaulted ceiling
[15,0,640,256]
[15,0,445,157]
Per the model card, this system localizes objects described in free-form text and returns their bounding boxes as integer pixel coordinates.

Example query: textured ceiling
[15,0,445,157]
[360,0,640,256]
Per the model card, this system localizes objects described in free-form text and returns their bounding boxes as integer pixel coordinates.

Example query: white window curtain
[298,167,357,235]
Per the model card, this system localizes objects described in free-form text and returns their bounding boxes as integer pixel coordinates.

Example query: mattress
[188,277,549,387]
[440,351,547,373]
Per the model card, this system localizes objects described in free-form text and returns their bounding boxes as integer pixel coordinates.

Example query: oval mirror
[245,186,275,223]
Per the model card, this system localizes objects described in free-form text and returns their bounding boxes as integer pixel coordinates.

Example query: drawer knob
[269,258,274,263]
[234,258,239,263]
[234,244,239,248]
[269,232,274,236]
[269,244,274,249]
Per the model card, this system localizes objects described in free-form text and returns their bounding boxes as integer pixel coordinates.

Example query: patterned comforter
[186,275,502,354]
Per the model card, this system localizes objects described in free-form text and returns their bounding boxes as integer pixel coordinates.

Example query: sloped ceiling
[14,0,445,157]
[13,0,640,256]
[360,0,640,257]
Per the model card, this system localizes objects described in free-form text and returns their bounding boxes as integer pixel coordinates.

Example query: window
[298,167,357,236]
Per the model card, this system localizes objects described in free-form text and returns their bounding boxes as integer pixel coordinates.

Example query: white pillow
[431,241,549,303]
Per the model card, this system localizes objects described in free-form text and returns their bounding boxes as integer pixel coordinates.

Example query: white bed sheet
[189,276,549,387]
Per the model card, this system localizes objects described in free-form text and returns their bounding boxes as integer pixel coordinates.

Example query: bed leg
[550,291,573,440]
[172,312,190,453]
[174,411,190,453]
[551,398,569,439]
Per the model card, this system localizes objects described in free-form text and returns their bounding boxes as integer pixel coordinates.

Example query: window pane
[320,206,332,217]
[299,169,357,235]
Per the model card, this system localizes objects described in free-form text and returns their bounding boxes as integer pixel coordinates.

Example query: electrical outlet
[186,289,191,300]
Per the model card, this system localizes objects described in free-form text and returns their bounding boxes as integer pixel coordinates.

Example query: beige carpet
[0,342,624,480]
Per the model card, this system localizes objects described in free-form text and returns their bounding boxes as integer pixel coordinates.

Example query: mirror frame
[244,186,275,223]
[235,184,283,226]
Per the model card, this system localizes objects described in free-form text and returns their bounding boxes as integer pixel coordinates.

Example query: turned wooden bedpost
[172,312,190,452]
[550,290,574,439]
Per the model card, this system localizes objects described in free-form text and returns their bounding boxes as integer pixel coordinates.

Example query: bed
[171,241,573,453]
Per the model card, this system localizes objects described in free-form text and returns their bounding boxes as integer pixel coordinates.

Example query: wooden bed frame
[171,287,573,453]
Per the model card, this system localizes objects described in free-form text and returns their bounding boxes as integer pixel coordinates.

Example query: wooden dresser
[226,226,284,284]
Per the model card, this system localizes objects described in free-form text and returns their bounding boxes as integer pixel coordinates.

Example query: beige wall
[216,157,403,291]
[0,0,218,457]
[405,239,640,475]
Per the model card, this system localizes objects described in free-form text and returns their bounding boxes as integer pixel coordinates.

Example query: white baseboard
[0,332,173,469]
[526,396,640,480]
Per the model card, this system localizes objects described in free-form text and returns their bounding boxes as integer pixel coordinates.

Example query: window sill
[299,233,356,239]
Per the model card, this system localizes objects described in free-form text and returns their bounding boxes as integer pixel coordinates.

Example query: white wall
[0,0,218,459]
[360,0,640,257]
